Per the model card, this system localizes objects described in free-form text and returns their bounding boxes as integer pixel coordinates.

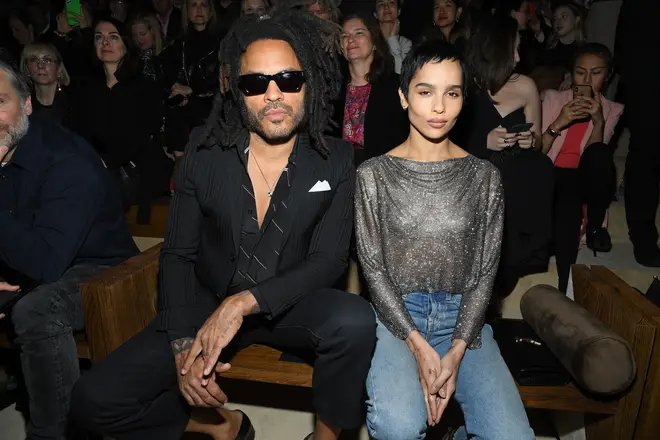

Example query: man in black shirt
[0,61,138,440]
[72,9,376,440]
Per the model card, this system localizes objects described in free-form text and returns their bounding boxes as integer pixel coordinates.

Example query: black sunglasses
[237,71,306,96]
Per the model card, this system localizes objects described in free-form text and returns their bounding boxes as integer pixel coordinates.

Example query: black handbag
[492,319,571,386]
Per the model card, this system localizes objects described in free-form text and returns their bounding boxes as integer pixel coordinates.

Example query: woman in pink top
[541,43,624,292]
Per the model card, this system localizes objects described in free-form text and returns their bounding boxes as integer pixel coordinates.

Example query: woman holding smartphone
[453,14,554,297]
[356,39,534,440]
[542,43,624,292]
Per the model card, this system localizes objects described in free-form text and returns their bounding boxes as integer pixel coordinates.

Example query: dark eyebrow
[241,68,300,75]
[414,83,462,90]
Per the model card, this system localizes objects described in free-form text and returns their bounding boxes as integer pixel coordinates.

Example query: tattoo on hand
[171,337,194,356]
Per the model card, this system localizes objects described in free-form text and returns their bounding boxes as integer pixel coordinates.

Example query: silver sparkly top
[355,154,504,349]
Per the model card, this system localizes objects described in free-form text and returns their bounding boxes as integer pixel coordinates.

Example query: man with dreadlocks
[70,5,376,440]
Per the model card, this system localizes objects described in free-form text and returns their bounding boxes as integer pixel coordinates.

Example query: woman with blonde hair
[20,42,74,126]
[161,0,221,156]
[539,1,585,72]
[130,12,164,82]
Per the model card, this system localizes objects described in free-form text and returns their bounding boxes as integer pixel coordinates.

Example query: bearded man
[0,60,137,440]
[71,7,375,440]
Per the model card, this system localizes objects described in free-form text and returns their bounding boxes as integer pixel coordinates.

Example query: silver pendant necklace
[251,153,285,197]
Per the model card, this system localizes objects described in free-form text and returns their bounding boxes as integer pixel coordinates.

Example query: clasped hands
[407,331,466,427]
[175,291,257,408]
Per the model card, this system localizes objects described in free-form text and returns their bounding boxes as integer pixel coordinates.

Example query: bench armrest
[80,244,162,362]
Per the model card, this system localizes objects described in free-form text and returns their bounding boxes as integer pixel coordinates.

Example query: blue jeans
[366,292,534,440]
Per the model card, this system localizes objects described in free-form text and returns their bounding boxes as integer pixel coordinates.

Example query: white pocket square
[309,180,331,192]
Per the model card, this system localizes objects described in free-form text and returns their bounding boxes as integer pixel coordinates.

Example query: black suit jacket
[156,130,355,341]
[0,117,137,287]
[331,74,409,166]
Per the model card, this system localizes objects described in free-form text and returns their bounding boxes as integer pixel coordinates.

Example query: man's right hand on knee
[172,338,229,408]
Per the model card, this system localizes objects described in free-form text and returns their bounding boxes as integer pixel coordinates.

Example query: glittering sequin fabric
[355,154,504,349]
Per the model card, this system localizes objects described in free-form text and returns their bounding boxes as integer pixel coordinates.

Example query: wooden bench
[125,198,170,239]
[3,246,659,439]
[94,251,659,439]
[0,244,161,363]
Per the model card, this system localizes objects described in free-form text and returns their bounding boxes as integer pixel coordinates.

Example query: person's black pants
[10,264,108,440]
[70,289,376,440]
[624,72,660,247]
[553,142,616,292]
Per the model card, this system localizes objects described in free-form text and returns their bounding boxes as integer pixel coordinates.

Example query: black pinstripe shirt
[156,129,355,342]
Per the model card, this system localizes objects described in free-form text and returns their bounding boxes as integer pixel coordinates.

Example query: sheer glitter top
[355,154,504,349]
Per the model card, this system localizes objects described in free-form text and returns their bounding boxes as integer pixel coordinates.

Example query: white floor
[2,131,659,439]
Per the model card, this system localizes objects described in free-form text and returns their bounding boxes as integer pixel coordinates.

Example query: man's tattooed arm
[171,337,194,356]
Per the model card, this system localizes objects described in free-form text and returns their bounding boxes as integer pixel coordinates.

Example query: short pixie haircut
[399,38,467,98]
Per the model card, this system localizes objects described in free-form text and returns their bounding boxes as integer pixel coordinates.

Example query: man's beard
[241,100,306,144]
[0,111,30,151]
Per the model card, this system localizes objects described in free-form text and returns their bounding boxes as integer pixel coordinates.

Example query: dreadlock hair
[198,4,342,157]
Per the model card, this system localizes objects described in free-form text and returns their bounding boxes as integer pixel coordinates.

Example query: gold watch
[547,127,561,138]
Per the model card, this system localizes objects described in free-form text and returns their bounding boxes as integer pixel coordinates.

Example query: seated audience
[375,0,412,74]
[242,0,271,17]
[8,9,37,50]
[161,0,220,156]
[356,39,535,440]
[153,0,183,41]
[457,14,554,295]
[533,1,585,91]
[130,12,165,82]
[542,43,624,292]
[109,0,130,23]
[217,0,242,34]
[306,0,340,22]
[20,42,74,127]
[73,18,173,209]
[494,0,546,75]
[334,12,408,167]
[541,1,585,71]
[49,3,97,83]
[0,61,137,440]
[423,0,471,53]
[71,9,375,440]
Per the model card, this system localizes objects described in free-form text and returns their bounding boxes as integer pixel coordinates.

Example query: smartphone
[573,85,593,100]
[65,0,81,26]
[507,122,534,134]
